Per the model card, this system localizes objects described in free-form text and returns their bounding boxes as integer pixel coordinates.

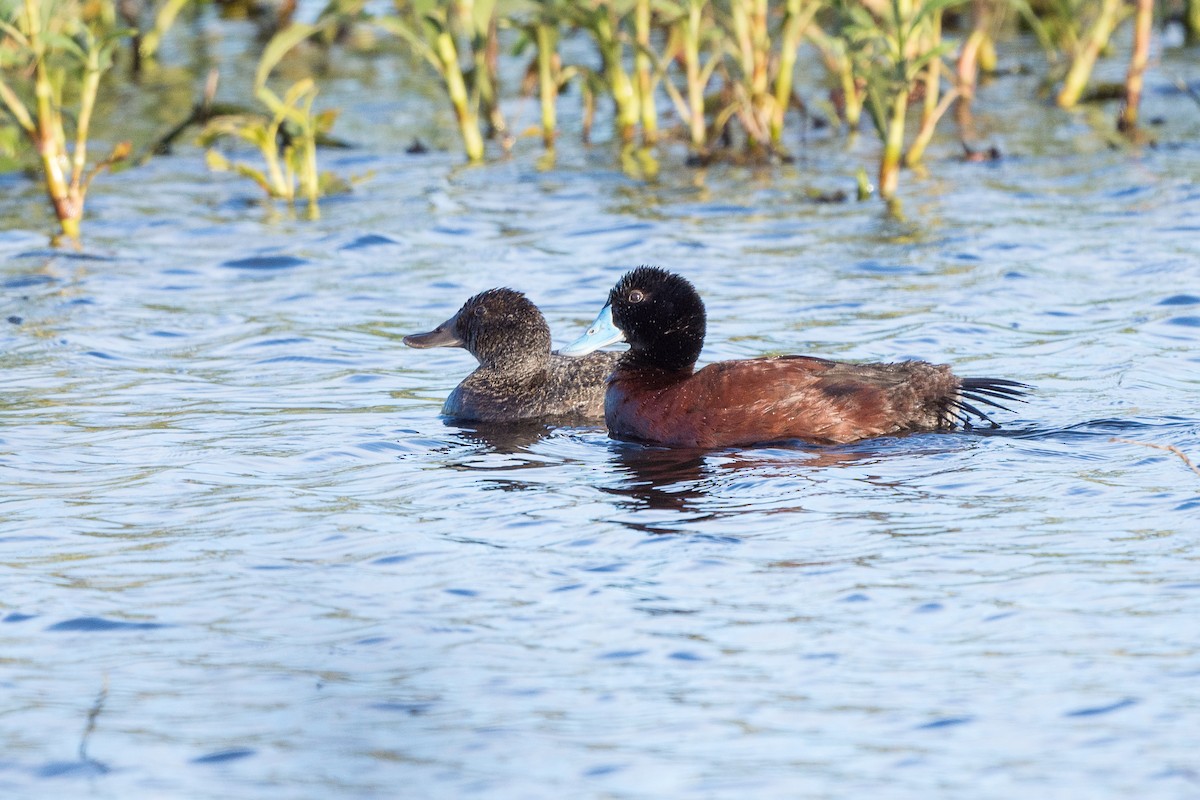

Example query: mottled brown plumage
[404,288,620,423]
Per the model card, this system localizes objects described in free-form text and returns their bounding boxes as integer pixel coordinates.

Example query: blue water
[2,17,1200,800]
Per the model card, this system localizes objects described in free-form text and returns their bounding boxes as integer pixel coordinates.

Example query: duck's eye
[473,305,487,318]
[627,290,645,304]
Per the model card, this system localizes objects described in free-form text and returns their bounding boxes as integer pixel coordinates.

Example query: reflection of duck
[563,267,1028,448]
[605,444,711,515]
[605,441,893,520]
[449,419,553,456]
[405,288,620,424]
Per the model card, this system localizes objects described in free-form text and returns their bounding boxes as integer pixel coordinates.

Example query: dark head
[562,267,706,372]
[403,288,551,370]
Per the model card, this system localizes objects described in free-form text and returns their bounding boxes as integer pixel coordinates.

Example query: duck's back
[606,356,964,447]
[445,351,620,423]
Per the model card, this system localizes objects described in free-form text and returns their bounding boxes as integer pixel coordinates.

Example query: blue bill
[559,304,625,356]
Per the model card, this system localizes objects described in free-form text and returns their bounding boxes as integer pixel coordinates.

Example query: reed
[513,0,575,150]
[656,0,720,152]
[0,0,130,244]
[771,0,820,146]
[570,1,640,144]
[955,0,991,108]
[806,22,864,129]
[630,0,658,145]
[840,0,959,200]
[1055,0,1129,108]
[535,18,560,148]
[1116,0,1151,133]
[726,0,772,150]
[379,1,488,161]
[455,0,506,140]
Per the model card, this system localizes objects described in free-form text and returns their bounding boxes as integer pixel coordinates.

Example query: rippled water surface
[3,21,1200,800]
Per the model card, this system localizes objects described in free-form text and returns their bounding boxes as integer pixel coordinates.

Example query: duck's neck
[616,351,695,380]
[475,351,546,381]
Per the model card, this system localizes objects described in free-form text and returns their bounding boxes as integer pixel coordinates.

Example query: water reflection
[601,440,885,524]
[448,419,555,455]
[603,444,712,516]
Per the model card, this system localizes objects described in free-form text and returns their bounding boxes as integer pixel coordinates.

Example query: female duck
[405,288,620,423]
[560,267,1027,448]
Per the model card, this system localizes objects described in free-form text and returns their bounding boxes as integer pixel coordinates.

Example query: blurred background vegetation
[2,0,1197,242]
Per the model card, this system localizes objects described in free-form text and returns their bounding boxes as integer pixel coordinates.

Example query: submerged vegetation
[2,0,1198,241]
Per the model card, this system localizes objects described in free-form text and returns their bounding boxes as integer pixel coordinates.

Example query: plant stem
[69,42,102,203]
[1117,0,1152,132]
[807,24,860,128]
[478,13,506,139]
[634,0,657,145]
[772,0,816,146]
[1187,0,1200,45]
[1057,0,1125,109]
[906,85,959,166]
[731,0,770,147]
[683,0,707,150]
[434,28,485,161]
[956,0,991,106]
[919,7,942,131]
[25,0,80,239]
[879,88,908,200]
[535,22,557,148]
[595,8,638,143]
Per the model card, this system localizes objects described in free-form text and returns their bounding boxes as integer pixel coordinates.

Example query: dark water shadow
[973,416,1199,442]
[443,419,556,457]
[599,439,896,529]
[595,415,1200,533]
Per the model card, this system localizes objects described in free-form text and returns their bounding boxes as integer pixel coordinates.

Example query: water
[2,19,1200,800]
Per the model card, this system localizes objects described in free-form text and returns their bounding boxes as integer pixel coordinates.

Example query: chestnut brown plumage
[563,267,1028,447]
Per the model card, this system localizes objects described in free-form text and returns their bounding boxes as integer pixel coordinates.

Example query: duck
[559,266,1027,448]
[404,288,621,423]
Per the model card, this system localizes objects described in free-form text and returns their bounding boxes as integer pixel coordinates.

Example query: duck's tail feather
[948,378,1031,428]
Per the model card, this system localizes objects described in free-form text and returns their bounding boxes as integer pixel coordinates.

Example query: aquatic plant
[378,0,502,162]
[1116,0,1151,133]
[954,0,998,120]
[838,0,961,201]
[806,21,864,129]
[632,0,657,145]
[770,0,821,146]
[568,1,640,144]
[135,0,195,70]
[1054,0,1129,108]
[0,0,131,244]
[652,0,722,152]
[511,0,575,149]
[198,23,343,216]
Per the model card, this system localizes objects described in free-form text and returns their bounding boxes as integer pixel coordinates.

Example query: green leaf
[256,23,324,93]
[375,16,440,68]
[909,0,968,34]
[471,0,497,34]
[232,162,278,196]
[41,32,86,62]
[0,20,29,47]
[205,148,231,171]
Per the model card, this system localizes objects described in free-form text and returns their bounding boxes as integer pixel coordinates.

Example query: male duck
[560,267,1027,447]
